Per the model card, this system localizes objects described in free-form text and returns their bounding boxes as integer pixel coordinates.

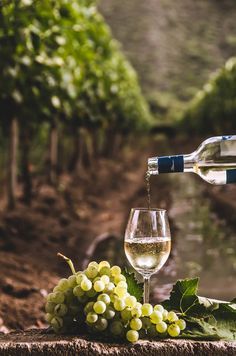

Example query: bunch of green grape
[45,257,186,343]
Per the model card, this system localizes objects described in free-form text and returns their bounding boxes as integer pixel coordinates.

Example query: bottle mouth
[147,157,158,175]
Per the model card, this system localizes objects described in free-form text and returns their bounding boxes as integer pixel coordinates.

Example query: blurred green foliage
[0,0,152,134]
[180,57,236,134]
[147,91,187,124]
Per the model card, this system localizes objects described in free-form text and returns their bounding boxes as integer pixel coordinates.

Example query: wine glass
[124,208,171,303]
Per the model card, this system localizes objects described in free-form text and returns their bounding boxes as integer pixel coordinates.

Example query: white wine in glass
[124,208,171,303]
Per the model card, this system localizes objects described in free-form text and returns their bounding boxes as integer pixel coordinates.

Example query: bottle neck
[148,153,196,175]
[183,153,196,173]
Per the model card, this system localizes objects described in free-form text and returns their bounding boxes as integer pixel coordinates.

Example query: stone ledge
[0,330,235,356]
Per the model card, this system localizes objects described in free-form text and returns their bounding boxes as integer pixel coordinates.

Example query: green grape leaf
[171,278,199,314]
[162,278,236,341]
[179,317,222,340]
[180,315,236,341]
[162,277,207,315]
[122,268,143,302]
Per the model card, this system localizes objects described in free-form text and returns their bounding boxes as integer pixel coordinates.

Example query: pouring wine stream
[146,171,151,210]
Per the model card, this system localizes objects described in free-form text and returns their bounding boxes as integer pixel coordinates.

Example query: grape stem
[57,252,76,275]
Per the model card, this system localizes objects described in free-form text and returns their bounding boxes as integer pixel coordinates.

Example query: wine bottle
[148,135,236,184]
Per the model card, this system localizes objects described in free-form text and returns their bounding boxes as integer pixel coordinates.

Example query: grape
[156,321,167,333]
[93,277,101,283]
[111,265,121,276]
[110,321,123,336]
[117,281,127,288]
[51,316,63,331]
[121,308,132,321]
[114,286,127,298]
[154,304,164,313]
[76,273,85,285]
[110,293,119,304]
[125,295,137,308]
[131,306,142,318]
[95,317,108,331]
[103,306,115,320]
[167,324,180,337]
[68,275,77,288]
[50,292,65,304]
[126,330,139,343]
[98,261,110,269]
[94,280,105,292]
[77,295,89,303]
[46,293,53,301]
[167,311,179,322]
[100,275,110,284]
[162,309,168,321]
[45,301,56,313]
[176,319,186,330]
[86,288,97,298]
[88,261,99,269]
[81,278,92,291]
[45,313,53,323]
[114,298,126,311]
[85,266,98,279]
[54,303,68,317]
[141,303,153,317]
[73,286,84,297]
[45,258,187,341]
[84,302,95,314]
[86,312,98,324]
[130,318,142,331]
[104,282,115,293]
[93,301,106,314]
[150,310,163,324]
[114,274,126,284]
[141,317,152,329]
[97,293,110,305]
[147,324,157,338]
[53,286,60,293]
[99,266,111,276]
[64,289,76,305]
[57,278,69,291]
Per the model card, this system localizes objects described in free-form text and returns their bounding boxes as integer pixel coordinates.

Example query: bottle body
[148,135,236,185]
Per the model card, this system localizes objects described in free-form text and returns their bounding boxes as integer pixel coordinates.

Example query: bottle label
[158,155,184,174]
[221,136,236,156]
[226,169,236,184]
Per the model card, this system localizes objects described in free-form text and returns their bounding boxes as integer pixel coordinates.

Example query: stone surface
[0,330,235,356]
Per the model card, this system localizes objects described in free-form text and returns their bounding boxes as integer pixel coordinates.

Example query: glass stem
[143,277,150,303]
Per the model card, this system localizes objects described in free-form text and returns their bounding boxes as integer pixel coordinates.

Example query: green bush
[0,0,152,134]
[180,57,236,134]
[0,0,153,207]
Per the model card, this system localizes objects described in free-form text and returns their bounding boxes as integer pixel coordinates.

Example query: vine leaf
[162,278,236,341]
[162,277,204,315]
[122,268,143,302]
